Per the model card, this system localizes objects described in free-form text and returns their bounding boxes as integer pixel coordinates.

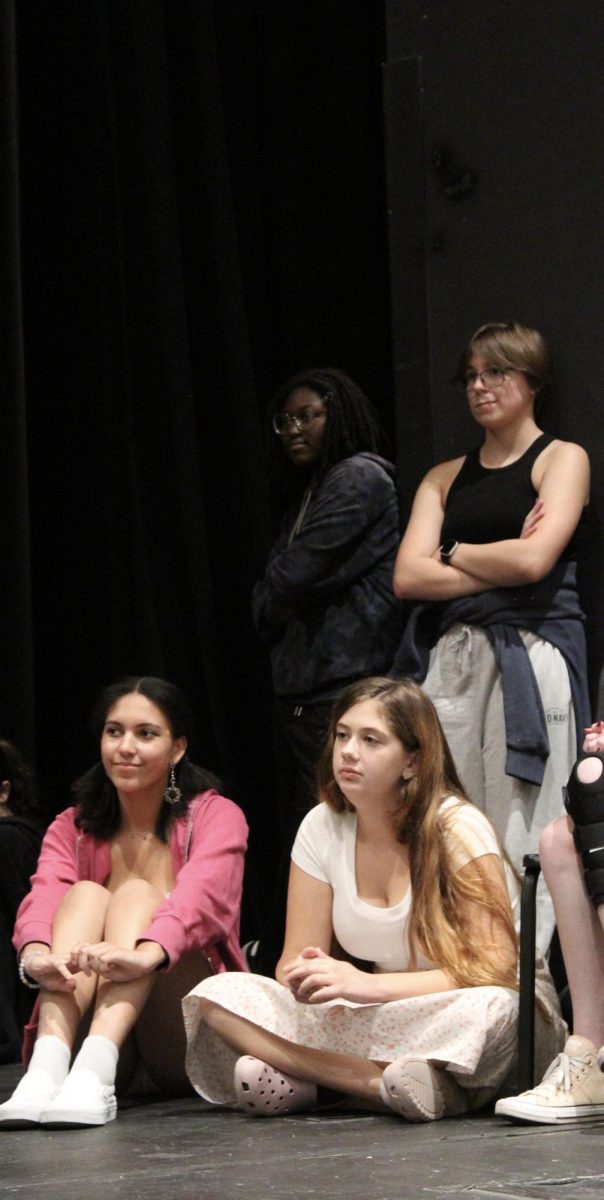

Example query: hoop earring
[164,764,182,806]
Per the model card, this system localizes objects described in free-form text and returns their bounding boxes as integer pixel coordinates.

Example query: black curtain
[1,1,391,934]
[1,1,35,759]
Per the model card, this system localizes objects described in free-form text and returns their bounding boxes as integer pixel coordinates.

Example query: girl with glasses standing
[393,322,590,952]
[252,369,402,971]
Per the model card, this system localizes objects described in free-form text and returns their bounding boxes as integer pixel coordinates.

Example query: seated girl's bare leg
[199,998,384,1103]
[37,881,111,1047]
[135,954,213,1094]
[87,879,165,1048]
[540,814,604,1047]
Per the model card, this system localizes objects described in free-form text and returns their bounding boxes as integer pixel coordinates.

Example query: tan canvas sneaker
[495,1035,604,1124]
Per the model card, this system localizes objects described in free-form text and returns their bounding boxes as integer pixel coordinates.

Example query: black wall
[385,0,604,696]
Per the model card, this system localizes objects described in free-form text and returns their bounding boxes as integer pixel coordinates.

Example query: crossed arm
[393,441,589,602]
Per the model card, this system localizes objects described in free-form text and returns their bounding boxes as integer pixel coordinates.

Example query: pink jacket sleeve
[138,791,249,967]
[13,808,82,954]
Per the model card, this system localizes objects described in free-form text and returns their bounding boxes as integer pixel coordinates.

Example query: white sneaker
[495,1035,604,1124]
[0,1069,60,1128]
[40,1068,117,1128]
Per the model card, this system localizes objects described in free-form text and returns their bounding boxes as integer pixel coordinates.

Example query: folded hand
[281,945,375,1004]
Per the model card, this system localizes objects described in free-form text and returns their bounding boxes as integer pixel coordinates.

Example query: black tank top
[441,432,582,561]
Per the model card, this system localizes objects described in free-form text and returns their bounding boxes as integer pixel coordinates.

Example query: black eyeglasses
[463,367,511,391]
[272,407,328,435]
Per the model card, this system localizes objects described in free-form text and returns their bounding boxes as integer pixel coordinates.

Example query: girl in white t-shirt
[183,677,564,1121]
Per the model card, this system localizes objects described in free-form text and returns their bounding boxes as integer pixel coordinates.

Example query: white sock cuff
[72,1035,119,1085]
[29,1035,71,1083]
[81,1035,119,1060]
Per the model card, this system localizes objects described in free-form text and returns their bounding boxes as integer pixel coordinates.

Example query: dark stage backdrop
[1,1,391,934]
[4,1,603,935]
[385,0,604,699]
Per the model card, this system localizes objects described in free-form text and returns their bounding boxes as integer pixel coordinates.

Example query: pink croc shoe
[380,1057,469,1122]
[234,1056,317,1117]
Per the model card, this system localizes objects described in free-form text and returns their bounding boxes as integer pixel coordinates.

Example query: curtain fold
[0,0,36,759]
[3,0,391,933]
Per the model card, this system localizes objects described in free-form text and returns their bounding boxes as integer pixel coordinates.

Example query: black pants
[258,698,334,976]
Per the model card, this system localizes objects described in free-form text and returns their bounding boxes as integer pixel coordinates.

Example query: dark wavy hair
[0,739,40,820]
[267,367,387,511]
[73,677,221,841]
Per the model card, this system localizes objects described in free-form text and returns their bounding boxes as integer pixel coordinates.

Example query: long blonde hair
[317,677,517,991]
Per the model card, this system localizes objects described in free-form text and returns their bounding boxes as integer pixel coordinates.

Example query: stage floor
[1,1063,602,1199]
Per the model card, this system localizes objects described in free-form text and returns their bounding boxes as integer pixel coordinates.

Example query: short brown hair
[455,321,553,391]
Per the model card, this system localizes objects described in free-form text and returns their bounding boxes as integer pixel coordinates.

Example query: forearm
[284,950,458,1004]
[451,539,557,587]
[363,967,456,1003]
[135,940,168,971]
[393,555,490,601]
[144,796,248,966]
[263,467,397,609]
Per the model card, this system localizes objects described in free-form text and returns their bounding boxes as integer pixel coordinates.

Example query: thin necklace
[124,829,154,841]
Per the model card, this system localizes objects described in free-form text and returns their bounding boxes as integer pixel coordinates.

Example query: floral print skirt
[182,971,565,1107]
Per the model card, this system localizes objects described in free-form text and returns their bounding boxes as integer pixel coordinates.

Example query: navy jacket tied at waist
[391,561,590,786]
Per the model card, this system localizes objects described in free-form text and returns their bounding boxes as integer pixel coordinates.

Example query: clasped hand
[68,941,162,982]
[281,946,374,1004]
[22,943,161,991]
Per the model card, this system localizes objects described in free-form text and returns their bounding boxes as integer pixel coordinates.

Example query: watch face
[440,539,458,562]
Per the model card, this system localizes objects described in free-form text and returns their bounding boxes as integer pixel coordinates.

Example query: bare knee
[56,880,109,914]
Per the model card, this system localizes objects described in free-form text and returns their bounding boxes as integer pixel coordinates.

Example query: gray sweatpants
[423,623,576,953]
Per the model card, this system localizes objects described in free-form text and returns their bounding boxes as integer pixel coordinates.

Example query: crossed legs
[199,997,383,1103]
[198,999,477,1121]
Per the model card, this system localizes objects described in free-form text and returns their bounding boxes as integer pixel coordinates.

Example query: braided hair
[267,367,387,512]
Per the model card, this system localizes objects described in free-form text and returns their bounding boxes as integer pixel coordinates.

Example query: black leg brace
[564,752,604,909]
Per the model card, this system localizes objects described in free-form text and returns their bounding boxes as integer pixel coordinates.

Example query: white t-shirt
[291,797,518,973]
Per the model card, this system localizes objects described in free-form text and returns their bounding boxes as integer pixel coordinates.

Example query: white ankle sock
[28,1036,71,1087]
[70,1036,119,1087]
